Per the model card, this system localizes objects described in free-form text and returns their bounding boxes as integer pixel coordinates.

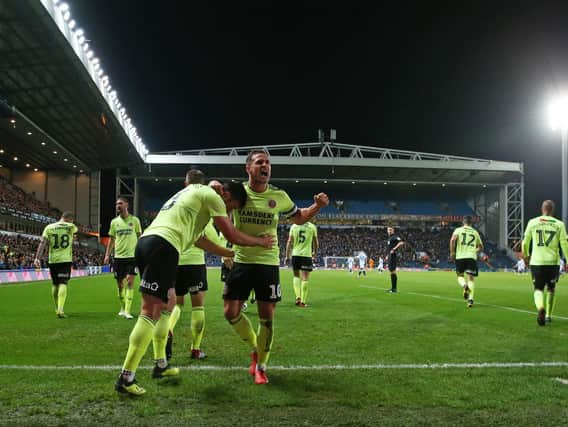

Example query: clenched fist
[314,192,329,208]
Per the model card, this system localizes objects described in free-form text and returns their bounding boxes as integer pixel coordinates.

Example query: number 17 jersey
[522,215,568,266]
[452,225,482,260]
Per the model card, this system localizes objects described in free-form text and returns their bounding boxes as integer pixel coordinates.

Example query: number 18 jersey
[452,225,482,260]
[42,220,78,264]
[522,215,568,266]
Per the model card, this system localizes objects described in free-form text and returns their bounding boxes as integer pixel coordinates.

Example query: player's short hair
[542,200,555,214]
[463,215,473,225]
[246,150,269,165]
[61,211,74,220]
[116,197,129,204]
[185,169,205,184]
[223,181,247,208]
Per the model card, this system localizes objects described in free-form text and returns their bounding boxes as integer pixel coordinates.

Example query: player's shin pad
[122,315,155,372]
[118,287,125,310]
[534,290,544,310]
[229,313,257,349]
[51,285,58,308]
[169,304,182,332]
[124,288,134,314]
[191,306,205,349]
[301,281,309,304]
[467,281,475,299]
[546,291,555,318]
[152,311,171,361]
[257,318,274,368]
[57,284,67,312]
[293,277,301,299]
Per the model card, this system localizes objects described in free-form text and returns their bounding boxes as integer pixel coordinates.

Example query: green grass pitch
[1,269,568,426]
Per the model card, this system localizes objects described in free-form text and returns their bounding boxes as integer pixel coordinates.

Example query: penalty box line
[359,285,568,321]
[1,362,568,371]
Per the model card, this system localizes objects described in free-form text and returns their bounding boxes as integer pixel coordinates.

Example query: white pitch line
[554,377,568,385]
[359,285,568,321]
[1,362,568,371]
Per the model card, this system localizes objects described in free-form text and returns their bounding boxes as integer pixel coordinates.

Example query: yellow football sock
[301,280,309,304]
[534,290,544,310]
[228,313,257,349]
[257,318,274,369]
[457,276,466,288]
[118,287,125,311]
[124,288,134,314]
[169,304,182,333]
[293,277,301,299]
[152,311,171,361]
[467,281,475,300]
[191,306,205,350]
[546,292,556,318]
[122,315,155,373]
[51,285,58,310]
[57,284,67,313]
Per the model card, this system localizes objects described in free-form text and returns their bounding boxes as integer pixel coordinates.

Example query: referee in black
[386,226,405,293]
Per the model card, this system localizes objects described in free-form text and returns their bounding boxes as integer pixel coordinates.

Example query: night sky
[69,1,568,216]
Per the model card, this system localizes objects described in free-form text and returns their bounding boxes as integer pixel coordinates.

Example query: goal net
[323,256,354,270]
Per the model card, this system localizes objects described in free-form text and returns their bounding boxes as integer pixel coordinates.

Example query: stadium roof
[0,0,147,172]
[137,142,524,186]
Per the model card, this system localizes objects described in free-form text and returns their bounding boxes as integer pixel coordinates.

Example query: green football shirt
[108,214,142,258]
[41,220,78,264]
[233,183,297,265]
[179,220,224,265]
[290,222,317,257]
[452,225,482,260]
[522,215,568,266]
[143,184,227,255]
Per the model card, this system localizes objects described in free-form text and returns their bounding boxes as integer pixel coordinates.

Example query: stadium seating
[293,199,475,217]
[0,176,61,219]
[0,232,103,270]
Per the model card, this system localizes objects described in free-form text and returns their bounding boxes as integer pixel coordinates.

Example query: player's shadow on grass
[267,373,330,393]
[156,377,182,387]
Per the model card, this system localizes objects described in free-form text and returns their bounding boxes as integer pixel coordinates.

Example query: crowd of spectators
[0,233,104,270]
[275,226,455,266]
[0,176,61,219]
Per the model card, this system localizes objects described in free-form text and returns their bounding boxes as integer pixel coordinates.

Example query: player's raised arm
[213,216,274,248]
[291,193,329,225]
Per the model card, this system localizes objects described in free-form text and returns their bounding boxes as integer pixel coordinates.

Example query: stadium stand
[0,178,104,269]
[0,176,96,235]
[202,224,513,270]
[145,188,513,270]
[0,175,61,220]
[294,199,476,217]
[0,232,103,270]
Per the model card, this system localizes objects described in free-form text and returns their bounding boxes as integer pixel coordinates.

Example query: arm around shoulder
[213,216,274,248]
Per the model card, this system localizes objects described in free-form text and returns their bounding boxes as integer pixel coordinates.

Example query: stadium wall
[13,170,47,201]
[10,169,91,226]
